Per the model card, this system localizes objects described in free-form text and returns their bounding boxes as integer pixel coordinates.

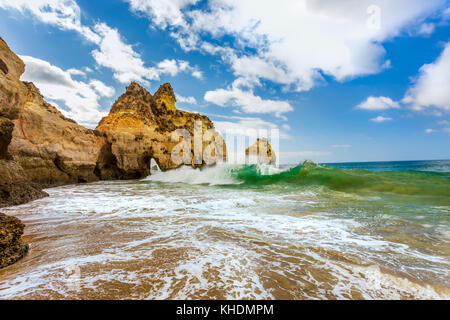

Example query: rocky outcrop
[154,82,177,112]
[245,138,277,165]
[96,82,226,174]
[1,37,226,204]
[9,81,107,186]
[0,212,28,269]
[1,39,49,208]
[0,37,227,268]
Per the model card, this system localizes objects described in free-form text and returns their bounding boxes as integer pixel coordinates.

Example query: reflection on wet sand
[0,180,449,300]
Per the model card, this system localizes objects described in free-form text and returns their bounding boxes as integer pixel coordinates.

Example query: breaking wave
[144,161,450,198]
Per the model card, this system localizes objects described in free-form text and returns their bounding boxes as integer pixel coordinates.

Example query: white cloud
[20,55,115,127]
[176,94,197,104]
[403,41,450,112]
[443,7,450,20]
[127,0,199,28]
[425,127,450,133]
[67,68,86,77]
[418,23,435,35]
[191,70,203,79]
[0,0,101,43]
[158,59,184,76]
[89,79,116,98]
[370,115,392,123]
[213,115,290,139]
[127,0,444,92]
[332,144,352,148]
[204,82,293,117]
[157,58,202,79]
[356,96,400,110]
[0,2,202,86]
[91,23,160,85]
[90,23,202,85]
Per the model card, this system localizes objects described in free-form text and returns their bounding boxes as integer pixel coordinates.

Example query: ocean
[0,160,449,299]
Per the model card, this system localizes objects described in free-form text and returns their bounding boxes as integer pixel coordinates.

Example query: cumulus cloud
[418,23,436,35]
[204,81,293,117]
[0,0,101,43]
[403,41,450,112]
[176,94,197,104]
[126,0,444,92]
[20,55,115,127]
[370,115,392,123]
[214,116,285,136]
[191,70,203,79]
[91,23,203,85]
[157,58,202,79]
[1,1,203,87]
[425,128,437,133]
[91,23,160,85]
[356,96,400,111]
[127,0,199,28]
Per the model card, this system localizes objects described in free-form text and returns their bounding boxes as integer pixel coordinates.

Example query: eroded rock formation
[96,81,226,174]
[1,38,49,207]
[245,138,277,165]
[0,213,28,269]
[0,37,226,267]
[1,37,226,205]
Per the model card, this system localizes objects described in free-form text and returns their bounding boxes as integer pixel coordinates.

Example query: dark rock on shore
[0,212,28,269]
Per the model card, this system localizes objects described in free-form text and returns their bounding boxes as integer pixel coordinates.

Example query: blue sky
[0,0,449,163]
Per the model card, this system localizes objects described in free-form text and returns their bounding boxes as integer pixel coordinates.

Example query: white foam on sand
[0,179,448,299]
[143,164,241,185]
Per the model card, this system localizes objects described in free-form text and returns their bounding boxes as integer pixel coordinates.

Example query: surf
[143,161,450,198]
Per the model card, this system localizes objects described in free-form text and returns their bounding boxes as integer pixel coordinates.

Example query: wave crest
[144,161,450,198]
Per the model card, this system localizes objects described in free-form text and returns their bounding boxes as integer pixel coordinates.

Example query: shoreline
[1,176,448,299]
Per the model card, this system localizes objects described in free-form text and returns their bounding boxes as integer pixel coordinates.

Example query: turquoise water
[0,160,448,299]
[323,160,450,172]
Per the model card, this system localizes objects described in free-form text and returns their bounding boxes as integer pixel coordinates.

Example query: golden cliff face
[10,81,107,185]
[96,82,227,173]
[245,138,277,165]
[0,38,28,121]
[154,83,177,112]
[0,38,227,207]
[1,38,49,207]
[0,37,227,268]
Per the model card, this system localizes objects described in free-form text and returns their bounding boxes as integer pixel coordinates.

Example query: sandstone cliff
[96,82,226,175]
[0,37,226,268]
[1,38,49,207]
[1,37,226,206]
[245,138,277,165]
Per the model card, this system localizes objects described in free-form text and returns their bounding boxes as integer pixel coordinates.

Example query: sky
[0,0,449,164]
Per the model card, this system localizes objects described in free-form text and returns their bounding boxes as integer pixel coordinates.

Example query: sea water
[0,160,449,299]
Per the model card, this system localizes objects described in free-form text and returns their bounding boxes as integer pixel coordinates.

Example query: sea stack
[0,37,227,207]
[245,138,277,165]
[0,38,227,268]
[96,82,227,173]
